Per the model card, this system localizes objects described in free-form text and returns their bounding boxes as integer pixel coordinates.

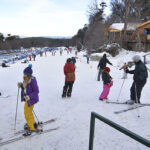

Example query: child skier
[99,67,113,100]
[18,64,42,136]
[120,63,128,79]
[62,58,75,98]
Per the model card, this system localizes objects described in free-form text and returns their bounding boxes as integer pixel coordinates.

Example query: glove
[24,95,30,101]
[18,82,23,88]
[125,69,129,73]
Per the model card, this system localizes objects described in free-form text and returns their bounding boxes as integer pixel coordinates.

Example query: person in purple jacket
[18,64,41,136]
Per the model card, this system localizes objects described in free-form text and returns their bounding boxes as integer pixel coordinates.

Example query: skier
[72,57,76,65]
[99,67,113,100]
[126,55,148,104]
[97,54,113,81]
[62,58,75,98]
[119,63,128,79]
[60,48,63,56]
[87,55,90,64]
[17,64,42,136]
[75,50,78,56]
[29,55,32,61]
[32,53,36,61]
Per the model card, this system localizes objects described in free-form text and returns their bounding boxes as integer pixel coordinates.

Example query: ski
[13,118,57,136]
[0,127,59,147]
[114,105,145,114]
[0,94,10,98]
[106,101,150,106]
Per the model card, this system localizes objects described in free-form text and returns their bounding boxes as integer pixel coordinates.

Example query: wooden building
[107,21,150,51]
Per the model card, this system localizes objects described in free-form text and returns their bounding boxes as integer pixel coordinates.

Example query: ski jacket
[98,56,112,69]
[102,71,112,84]
[127,61,148,82]
[64,63,75,82]
[21,77,39,106]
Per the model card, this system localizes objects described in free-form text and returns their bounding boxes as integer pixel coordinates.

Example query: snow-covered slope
[0,50,150,150]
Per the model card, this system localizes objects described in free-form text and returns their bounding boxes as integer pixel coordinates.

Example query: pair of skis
[105,101,150,114]
[0,118,59,147]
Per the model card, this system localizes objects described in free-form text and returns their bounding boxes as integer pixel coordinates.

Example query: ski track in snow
[0,50,150,150]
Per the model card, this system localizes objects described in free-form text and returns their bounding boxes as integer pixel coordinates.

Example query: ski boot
[67,92,71,98]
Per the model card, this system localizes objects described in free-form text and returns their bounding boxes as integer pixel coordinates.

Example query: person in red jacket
[62,58,75,98]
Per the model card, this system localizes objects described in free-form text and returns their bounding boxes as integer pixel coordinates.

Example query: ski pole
[135,83,140,118]
[117,78,126,101]
[32,109,41,124]
[14,87,20,130]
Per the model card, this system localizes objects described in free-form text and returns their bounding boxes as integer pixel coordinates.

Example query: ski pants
[97,68,103,81]
[24,101,36,131]
[130,80,146,103]
[62,81,74,96]
[100,82,113,99]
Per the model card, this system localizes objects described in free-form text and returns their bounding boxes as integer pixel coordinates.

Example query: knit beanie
[104,67,110,72]
[23,64,33,76]
[67,58,72,63]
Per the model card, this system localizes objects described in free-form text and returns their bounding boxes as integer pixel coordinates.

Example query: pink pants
[100,81,113,99]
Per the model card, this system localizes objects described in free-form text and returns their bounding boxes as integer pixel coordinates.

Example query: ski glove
[18,82,23,88]
[24,95,30,101]
[125,69,129,73]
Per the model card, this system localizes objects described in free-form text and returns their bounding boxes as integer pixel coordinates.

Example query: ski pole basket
[89,112,150,150]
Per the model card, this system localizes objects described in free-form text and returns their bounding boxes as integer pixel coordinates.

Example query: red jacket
[64,63,75,81]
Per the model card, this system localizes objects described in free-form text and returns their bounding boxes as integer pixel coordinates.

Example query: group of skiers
[97,54,148,104]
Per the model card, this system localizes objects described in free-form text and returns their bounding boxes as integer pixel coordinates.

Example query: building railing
[89,112,150,150]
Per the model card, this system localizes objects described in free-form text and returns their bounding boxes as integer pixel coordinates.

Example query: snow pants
[130,80,146,103]
[100,82,113,99]
[24,101,36,131]
[97,68,103,81]
[62,81,74,97]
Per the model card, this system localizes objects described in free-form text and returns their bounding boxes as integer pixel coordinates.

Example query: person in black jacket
[99,67,113,100]
[126,55,148,104]
[97,54,113,81]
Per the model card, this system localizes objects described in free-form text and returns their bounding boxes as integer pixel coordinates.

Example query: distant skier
[75,50,78,56]
[62,58,75,98]
[87,55,90,64]
[32,53,36,61]
[119,63,128,79]
[126,55,148,104]
[29,55,32,61]
[18,64,42,136]
[99,67,113,101]
[72,57,76,65]
[60,48,63,56]
[97,54,113,81]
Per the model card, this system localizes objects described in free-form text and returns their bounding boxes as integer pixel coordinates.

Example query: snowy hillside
[0,49,150,150]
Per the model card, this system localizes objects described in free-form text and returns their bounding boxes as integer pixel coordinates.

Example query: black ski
[13,118,57,136]
[0,127,59,147]
[114,105,145,114]
[106,101,150,106]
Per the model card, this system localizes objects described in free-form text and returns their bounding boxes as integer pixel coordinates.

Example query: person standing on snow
[99,67,113,100]
[62,58,75,98]
[126,55,148,104]
[18,64,42,136]
[119,63,128,79]
[97,54,113,81]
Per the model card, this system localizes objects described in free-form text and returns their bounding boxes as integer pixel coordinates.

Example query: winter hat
[104,67,110,72]
[23,64,33,76]
[132,55,141,62]
[67,58,72,63]
[103,54,106,57]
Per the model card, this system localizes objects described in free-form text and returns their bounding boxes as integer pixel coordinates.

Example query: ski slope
[0,49,150,150]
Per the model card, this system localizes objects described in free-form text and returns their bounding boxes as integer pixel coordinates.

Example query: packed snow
[0,49,150,150]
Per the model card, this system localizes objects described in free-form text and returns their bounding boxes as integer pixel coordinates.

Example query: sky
[0,0,111,37]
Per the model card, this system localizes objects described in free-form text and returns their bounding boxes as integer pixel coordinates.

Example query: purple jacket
[21,77,39,106]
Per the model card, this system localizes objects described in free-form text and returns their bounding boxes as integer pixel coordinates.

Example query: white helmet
[132,55,141,62]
